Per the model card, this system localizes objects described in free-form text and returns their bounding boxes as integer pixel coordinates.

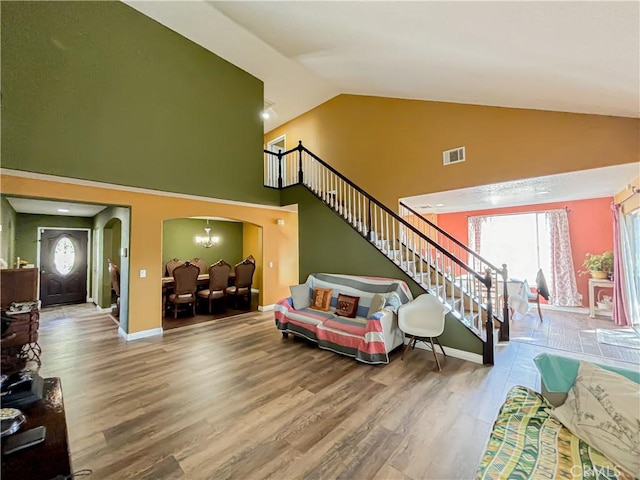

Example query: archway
[161,216,263,330]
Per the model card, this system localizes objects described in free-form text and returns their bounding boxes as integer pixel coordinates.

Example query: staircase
[265,142,510,364]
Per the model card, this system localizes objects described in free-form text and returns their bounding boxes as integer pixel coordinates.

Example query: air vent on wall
[443,146,466,166]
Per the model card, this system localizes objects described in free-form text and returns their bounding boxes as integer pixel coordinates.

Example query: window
[53,236,75,275]
[474,213,552,288]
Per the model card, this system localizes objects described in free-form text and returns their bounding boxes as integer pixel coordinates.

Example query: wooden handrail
[265,143,490,287]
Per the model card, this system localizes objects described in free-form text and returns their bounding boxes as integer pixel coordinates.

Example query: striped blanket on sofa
[274,273,413,364]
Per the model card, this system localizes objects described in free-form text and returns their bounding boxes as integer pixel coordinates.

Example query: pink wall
[437,197,614,306]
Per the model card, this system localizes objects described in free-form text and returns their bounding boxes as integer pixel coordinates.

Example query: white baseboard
[118,327,163,341]
[412,341,483,364]
[258,304,275,312]
[95,305,112,313]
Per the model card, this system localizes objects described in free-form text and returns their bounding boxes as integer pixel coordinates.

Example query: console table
[1,377,72,480]
[588,278,614,318]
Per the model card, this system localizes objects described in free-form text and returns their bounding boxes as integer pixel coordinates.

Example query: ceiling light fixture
[57,208,70,213]
[536,190,550,195]
[261,111,270,119]
[435,203,445,207]
[195,219,219,248]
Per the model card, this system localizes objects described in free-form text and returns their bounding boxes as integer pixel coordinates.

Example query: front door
[40,229,88,307]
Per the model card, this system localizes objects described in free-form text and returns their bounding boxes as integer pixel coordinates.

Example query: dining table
[161,273,235,313]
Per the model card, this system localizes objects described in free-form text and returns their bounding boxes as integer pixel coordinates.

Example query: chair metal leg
[435,337,447,357]
[411,337,417,350]
[429,337,442,371]
[536,297,543,323]
[174,303,178,319]
[401,335,414,360]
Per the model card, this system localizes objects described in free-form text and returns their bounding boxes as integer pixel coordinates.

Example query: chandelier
[195,220,219,248]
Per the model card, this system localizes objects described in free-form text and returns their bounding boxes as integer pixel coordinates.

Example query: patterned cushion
[335,294,359,318]
[550,362,640,476]
[310,287,332,311]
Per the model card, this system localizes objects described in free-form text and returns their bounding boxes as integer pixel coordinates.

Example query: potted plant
[579,251,613,279]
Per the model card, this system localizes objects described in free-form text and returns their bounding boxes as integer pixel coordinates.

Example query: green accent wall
[163,219,244,274]
[1,1,278,206]
[280,185,483,356]
[15,214,94,266]
[0,197,17,268]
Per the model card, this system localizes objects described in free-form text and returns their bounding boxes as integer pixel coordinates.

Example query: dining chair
[397,293,449,371]
[166,262,199,318]
[191,257,208,275]
[108,258,121,318]
[165,258,184,277]
[226,259,256,309]
[197,260,232,313]
[529,269,550,322]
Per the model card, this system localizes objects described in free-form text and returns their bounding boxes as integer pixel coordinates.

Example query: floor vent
[443,147,465,166]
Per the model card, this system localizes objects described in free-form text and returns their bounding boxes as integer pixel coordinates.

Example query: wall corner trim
[118,327,163,341]
[258,304,275,312]
[413,341,483,364]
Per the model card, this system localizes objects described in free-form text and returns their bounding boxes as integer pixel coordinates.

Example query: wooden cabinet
[0,268,38,308]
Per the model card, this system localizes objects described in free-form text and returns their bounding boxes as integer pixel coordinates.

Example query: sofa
[476,354,640,479]
[274,273,413,364]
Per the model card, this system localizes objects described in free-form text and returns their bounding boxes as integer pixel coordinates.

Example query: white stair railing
[265,143,498,364]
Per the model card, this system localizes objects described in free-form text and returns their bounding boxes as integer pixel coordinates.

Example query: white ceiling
[401,163,640,214]
[7,197,107,217]
[126,0,640,133]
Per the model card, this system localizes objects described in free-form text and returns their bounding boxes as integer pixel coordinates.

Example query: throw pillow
[311,287,333,311]
[550,361,640,476]
[336,294,359,318]
[367,293,386,318]
[289,284,311,310]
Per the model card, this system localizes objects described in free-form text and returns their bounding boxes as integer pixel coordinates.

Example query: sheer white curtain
[546,210,581,306]
[616,207,639,326]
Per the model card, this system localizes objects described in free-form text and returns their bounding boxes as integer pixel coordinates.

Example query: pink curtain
[611,203,630,326]
[468,216,484,271]
[546,210,581,306]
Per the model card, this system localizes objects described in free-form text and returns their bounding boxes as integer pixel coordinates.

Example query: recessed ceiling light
[489,196,500,205]
[435,203,445,207]
[57,208,70,213]
[261,111,270,119]
[536,190,550,195]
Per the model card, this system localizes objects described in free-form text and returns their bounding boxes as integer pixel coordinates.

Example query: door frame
[36,227,92,304]
[267,135,286,186]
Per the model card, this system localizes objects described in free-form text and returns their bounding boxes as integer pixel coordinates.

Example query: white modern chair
[397,293,450,370]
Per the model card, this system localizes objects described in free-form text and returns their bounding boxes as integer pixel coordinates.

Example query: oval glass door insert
[54,236,75,275]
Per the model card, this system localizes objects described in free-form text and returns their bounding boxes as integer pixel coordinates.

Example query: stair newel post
[499,264,510,342]
[297,141,304,184]
[277,150,283,189]
[483,268,494,365]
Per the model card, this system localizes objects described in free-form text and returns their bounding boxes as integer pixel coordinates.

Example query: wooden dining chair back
[165,258,184,277]
[197,260,232,313]
[108,259,121,318]
[226,259,256,308]
[167,262,199,318]
[191,258,208,275]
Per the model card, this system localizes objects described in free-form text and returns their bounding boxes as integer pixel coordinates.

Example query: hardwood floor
[162,293,259,331]
[32,304,635,479]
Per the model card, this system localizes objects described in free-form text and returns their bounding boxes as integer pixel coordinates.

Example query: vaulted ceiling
[126,0,639,133]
